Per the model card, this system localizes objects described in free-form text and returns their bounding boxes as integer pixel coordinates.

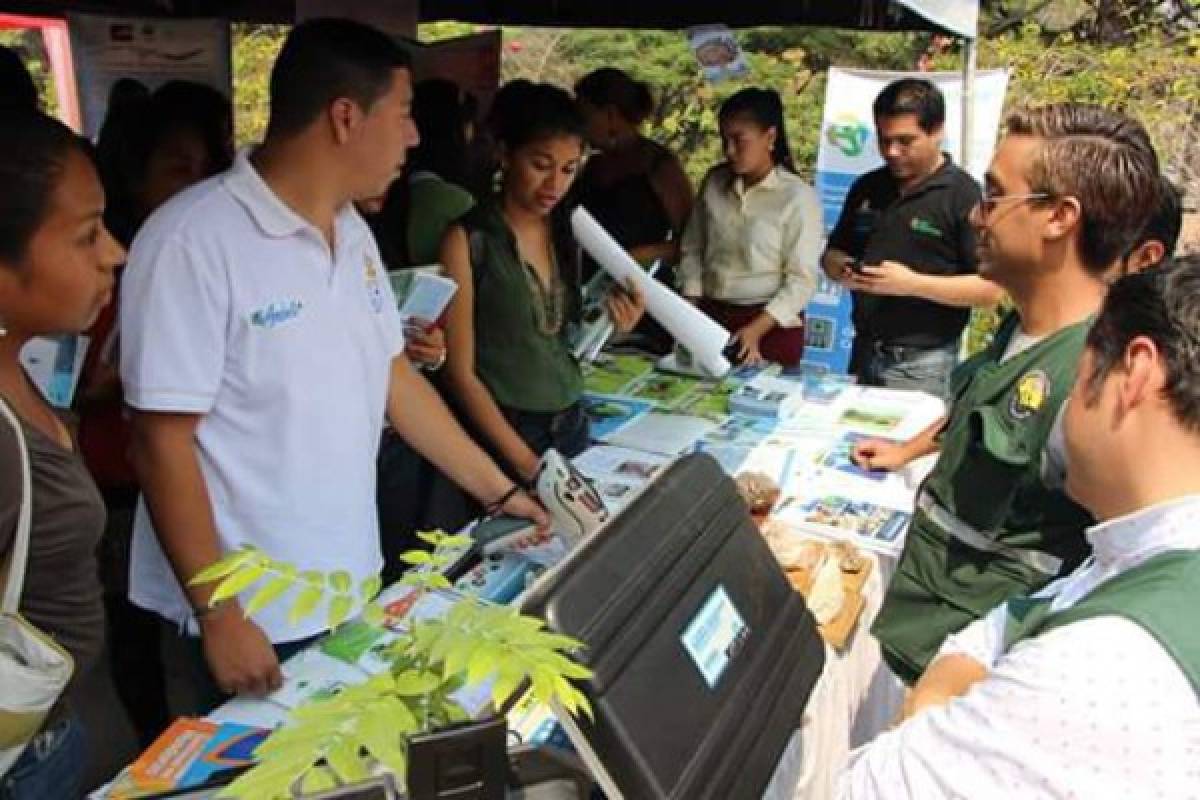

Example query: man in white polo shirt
[120,18,545,706]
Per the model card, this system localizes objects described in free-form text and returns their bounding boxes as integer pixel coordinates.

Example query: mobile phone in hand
[843,257,866,276]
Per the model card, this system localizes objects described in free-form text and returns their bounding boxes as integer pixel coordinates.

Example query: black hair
[1085,254,1200,430]
[873,78,945,133]
[0,44,38,112]
[574,68,655,126]
[411,78,469,183]
[267,17,411,139]
[97,80,234,245]
[364,79,471,268]
[0,111,91,265]
[718,87,795,173]
[1127,176,1185,264]
[495,82,585,153]
[485,79,535,140]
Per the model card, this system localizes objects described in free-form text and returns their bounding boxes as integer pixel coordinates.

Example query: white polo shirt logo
[364,255,386,314]
[250,299,304,328]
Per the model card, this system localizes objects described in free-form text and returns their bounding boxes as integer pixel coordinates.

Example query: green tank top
[460,202,584,413]
[1004,549,1200,694]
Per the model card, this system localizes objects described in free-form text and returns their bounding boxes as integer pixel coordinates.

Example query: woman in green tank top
[440,83,644,484]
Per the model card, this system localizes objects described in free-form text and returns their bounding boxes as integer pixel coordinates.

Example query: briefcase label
[681,585,749,689]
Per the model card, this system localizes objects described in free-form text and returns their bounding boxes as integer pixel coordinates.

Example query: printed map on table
[584,393,654,440]
[837,403,908,434]
[582,353,657,395]
[815,432,895,483]
[783,494,910,553]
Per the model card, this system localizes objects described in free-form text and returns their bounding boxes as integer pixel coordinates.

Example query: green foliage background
[5,7,1196,353]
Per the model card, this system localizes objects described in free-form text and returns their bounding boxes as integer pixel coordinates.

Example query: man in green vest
[837,254,1200,798]
[852,104,1160,684]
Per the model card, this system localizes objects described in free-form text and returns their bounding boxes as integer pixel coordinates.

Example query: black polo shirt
[828,156,981,349]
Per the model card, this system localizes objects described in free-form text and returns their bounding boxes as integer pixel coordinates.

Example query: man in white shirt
[120,18,545,706]
[839,255,1200,798]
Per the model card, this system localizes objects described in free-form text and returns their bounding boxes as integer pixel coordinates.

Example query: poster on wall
[803,67,1010,375]
[686,24,750,83]
[68,13,232,139]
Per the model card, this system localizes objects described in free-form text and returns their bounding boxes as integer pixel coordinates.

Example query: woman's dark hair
[574,68,655,126]
[0,44,39,112]
[0,110,90,265]
[718,87,795,173]
[410,78,469,184]
[96,80,234,245]
[495,82,585,153]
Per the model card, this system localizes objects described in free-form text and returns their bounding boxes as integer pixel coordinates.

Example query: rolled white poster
[571,208,731,377]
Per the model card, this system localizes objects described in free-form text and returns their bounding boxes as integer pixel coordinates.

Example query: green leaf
[325,739,368,784]
[466,646,500,687]
[327,594,353,630]
[361,603,386,628]
[289,585,324,626]
[400,551,434,566]
[209,562,267,605]
[300,569,325,588]
[243,574,295,617]
[189,546,260,586]
[443,637,474,680]
[392,670,442,695]
[428,573,453,590]
[300,766,337,794]
[328,570,353,594]
[437,533,473,549]
[416,530,444,546]
[359,574,383,603]
[490,665,526,710]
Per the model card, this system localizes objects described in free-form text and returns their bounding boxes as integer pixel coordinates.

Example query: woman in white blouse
[679,88,822,367]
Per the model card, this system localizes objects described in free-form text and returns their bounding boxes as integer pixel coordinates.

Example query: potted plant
[190,530,593,799]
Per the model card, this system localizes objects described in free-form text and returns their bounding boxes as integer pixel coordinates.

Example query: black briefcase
[520,452,826,800]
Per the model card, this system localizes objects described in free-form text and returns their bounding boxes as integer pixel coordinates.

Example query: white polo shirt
[120,151,406,643]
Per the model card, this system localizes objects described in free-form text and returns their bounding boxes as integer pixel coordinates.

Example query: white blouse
[678,164,821,328]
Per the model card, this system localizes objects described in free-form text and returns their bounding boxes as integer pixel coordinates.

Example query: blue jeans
[1,715,86,800]
[856,340,958,404]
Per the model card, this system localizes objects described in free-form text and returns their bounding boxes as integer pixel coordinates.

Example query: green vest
[1004,550,1200,694]
[460,202,584,414]
[873,312,1095,683]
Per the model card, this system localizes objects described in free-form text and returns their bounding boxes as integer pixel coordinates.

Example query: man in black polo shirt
[822,79,1002,401]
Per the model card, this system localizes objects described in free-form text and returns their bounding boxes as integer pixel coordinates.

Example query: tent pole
[961,34,977,175]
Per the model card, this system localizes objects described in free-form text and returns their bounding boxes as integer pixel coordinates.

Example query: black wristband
[484,483,523,516]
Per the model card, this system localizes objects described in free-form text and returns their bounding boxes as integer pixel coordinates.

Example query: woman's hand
[404,320,447,370]
[604,278,645,333]
[730,313,776,365]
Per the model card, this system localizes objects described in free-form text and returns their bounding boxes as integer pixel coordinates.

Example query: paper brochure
[571,208,731,376]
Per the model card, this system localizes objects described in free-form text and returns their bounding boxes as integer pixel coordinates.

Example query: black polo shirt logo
[910,217,944,238]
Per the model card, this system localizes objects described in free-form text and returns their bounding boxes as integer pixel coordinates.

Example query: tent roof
[0,0,960,34]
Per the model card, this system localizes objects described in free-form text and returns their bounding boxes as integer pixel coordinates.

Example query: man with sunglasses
[852,104,1160,684]
[822,79,1003,403]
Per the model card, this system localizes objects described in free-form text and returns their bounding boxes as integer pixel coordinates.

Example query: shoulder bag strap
[0,397,32,614]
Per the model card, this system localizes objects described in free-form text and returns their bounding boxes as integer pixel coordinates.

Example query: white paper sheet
[571,208,731,376]
[605,411,719,456]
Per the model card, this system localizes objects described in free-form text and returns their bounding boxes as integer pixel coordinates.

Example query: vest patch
[1011,369,1049,419]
